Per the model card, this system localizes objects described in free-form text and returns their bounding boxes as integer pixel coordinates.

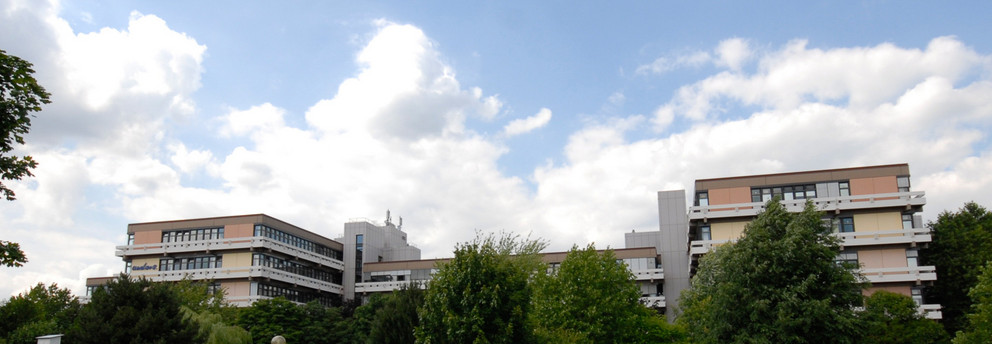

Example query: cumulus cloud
[503,108,553,137]
[2,1,992,302]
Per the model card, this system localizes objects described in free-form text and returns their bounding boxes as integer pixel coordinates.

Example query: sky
[2,0,992,298]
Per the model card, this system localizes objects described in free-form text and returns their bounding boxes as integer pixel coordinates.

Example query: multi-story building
[338,214,421,300]
[353,247,667,309]
[90,214,347,306]
[628,164,940,321]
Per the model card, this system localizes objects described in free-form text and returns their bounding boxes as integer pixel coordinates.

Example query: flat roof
[695,163,910,190]
[362,246,659,272]
[128,214,343,250]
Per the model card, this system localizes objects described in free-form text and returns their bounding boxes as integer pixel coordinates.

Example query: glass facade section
[162,227,224,243]
[252,253,342,284]
[159,255,223,271]
[253,225,343,260]
[256,282,337,307]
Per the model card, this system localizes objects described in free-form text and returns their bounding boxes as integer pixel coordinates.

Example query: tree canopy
[921,202,992,334]
[0,283,80,344]
[368,283,425,344]
[859,290,949,344]
[530,244,684,343]
[678,199,866,343]
[67,274,200,344]
[415,233,547,344]
[953,260,992,344]
[0,49,49,201]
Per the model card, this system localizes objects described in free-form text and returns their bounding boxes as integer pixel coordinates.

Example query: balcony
[861,265,937,284]
[130,266,344,294]
[355,280,428,294]
[688,191,926,221]
[920,304,942,320]
[631,268,664,281]
[639,295,666,308]
[690,227,932,257]
[116,237,345,271]
[836,228,931,247]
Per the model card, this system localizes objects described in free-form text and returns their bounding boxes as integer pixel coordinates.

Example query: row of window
[253,253,342,284]
[697,176,912,206]
[160,256,223,271]
[256,282,337,307]
[697,213,918,240]
[162,227,225,243]
[254,225,343,260]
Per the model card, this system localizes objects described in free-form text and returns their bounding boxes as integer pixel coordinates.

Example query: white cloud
[503,108,552,137]
[715,38,751,71]
[636,51,711,75]
[221,103,287,137]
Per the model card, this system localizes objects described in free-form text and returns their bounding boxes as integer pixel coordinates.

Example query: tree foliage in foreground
[859,290,948,344]
[0,283,80,344]
[67,274,201,344]
[921,202,992,335]
[369,283,425,344]
[415,233,547,344]
[953,260,992,344]
[531,244,685,343]
[0,49,49,201]
[678,199,866,343]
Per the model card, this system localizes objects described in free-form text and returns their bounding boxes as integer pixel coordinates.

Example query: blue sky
[2,0,992,297]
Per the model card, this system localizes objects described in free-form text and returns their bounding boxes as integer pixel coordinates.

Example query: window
[697,192,709,206]
[836,250,858,266]
[751,184,816,202]
[897,176,911,192]
[902,214,914,229]
[125,261,132,273]
[127,234,135,245]
[906,248,919,267]
[911,288,924,305]
[699,225,711,241]
[839,182,850,197]
[839,217,855,233]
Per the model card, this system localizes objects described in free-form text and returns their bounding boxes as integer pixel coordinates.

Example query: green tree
[953,260,992,344]
[369,283,426,344]
[173,279,250,344]
[859,290,948,344]
[237,297,305,344]
[678,199,866,344]
[921,202,992,334]
[0,49,48,201]
[531,244,683,343]
[0,283,80,344]
[1,49,50,268]
[0,240,27,267]
[67,274,201,344]
[415,232,547,344]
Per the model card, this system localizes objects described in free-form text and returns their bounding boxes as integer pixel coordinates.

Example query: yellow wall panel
[711,221,748,241]
[223,252,253,268]
[131,258,160,271]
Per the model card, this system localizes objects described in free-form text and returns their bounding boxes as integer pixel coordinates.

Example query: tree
[953,260,992,344]
[678,199,866,343]
[237,297,305,344]
[859,290,949,344]
[0,240,27,267]
[369,283,426,344]
[1,49,49,268]
[173,279,250,344]
[530,244,684,343]
[67,274,201,344]
[0,283,80,344]
[921,202,992,334]
[0,49,48,201]
[415,232,547,344]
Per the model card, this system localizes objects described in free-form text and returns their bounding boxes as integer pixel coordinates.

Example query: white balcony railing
[116,237,345,271]
[131,266,344,294]
[639,295,666,308]
[690,228,932,256]
[920,304,942,319]
[688,191,926,220]
[861,265,937,284]
[631,268,665,281]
